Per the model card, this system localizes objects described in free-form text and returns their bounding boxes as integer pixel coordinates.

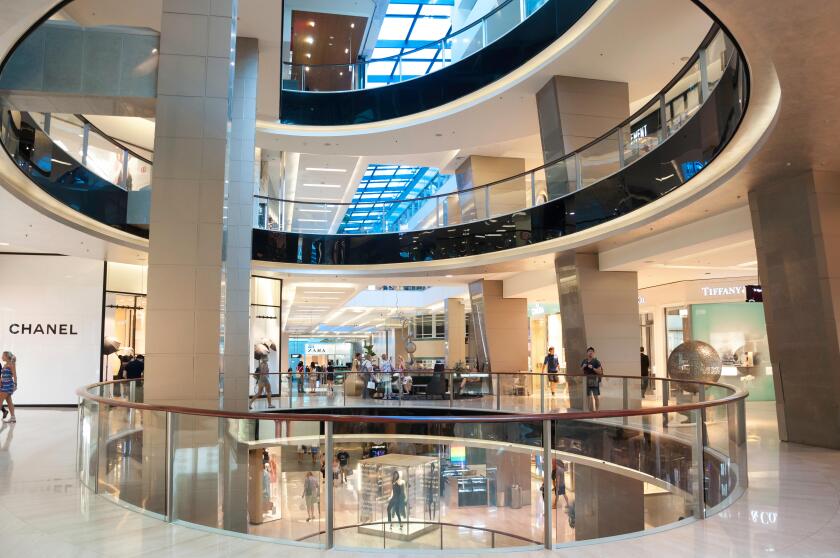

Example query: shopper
[301,471,319,522]
[552,460,570,509]
[640,346,651,397]
[0,351,17,423]
[296,361,305,394]
[581,347,603,411]
[361,353,375,399]
[542,346,561,397]
[336,448,351,483]
[326,360,335,395]
[123,354,145,401]
[380,353,394,399]
[249,357,275,410]
[309,361,319,393]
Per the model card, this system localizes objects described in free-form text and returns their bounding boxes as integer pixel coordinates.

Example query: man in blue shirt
[542,346,560,396]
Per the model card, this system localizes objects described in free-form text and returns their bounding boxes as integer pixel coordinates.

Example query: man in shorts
[580,346,603,411]
[249,357,275,409]
[541,346,561,396]
[336,449,351,483]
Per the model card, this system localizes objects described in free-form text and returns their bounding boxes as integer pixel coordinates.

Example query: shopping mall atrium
[0,0,837,555]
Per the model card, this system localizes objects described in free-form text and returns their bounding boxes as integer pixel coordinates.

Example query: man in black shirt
[542,346,560,396]
[124,355,144,380]
[336,449,351,483]
[640,347,651,397]
[580,347,603,411]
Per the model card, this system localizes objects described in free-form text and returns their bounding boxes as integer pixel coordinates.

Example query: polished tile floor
[0,402,837,557]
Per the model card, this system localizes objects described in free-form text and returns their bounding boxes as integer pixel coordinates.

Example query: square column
[445,298,466,368]
[749,170,840,448]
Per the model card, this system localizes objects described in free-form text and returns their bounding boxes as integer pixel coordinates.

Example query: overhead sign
[701,285,746,297]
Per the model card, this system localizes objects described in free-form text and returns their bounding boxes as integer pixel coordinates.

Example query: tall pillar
[554,252,639,406]
[145,0,240,407]
[749,171,840,449]
[467,280,528,372]
[536,76,628,197]
[445,298,466,368]
[220,36,259,410]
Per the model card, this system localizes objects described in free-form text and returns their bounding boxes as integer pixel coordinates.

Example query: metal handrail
[78,373,747,423]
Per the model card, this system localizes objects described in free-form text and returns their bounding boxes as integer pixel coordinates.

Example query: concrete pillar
[536,76,628,197]
[468,280,528,372]
[455,155,526,221]
[555,252,639,408]
[145,0,239,407]
[445,298,466,368]
[221,36,259,410]
[749,171,840,449]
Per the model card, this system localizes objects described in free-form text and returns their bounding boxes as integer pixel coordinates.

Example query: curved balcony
[0,25,747,265]
[79,373,747,551]
[279,0,597,125]
[257,26,748,265]
[0,110,151,238]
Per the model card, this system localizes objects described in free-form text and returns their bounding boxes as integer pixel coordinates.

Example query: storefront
[639,277,774,400]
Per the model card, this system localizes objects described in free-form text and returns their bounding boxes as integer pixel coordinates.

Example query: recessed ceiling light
[298,208,332,213]
[306,167,347,173]
[345,48,349,54]
[350,23,355,28]
[304,36,314,44]
[305,53,311,58]
[298,219,328,223]
[445,274,453,278]
[0,242,9,246]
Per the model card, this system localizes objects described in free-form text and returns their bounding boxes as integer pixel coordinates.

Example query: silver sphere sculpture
[667,340,722,392]
[404,340,417,354]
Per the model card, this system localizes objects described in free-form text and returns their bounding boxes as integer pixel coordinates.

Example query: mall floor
[0,403,838,557]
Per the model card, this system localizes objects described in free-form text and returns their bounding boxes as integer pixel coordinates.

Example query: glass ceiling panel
[339,162,449,233]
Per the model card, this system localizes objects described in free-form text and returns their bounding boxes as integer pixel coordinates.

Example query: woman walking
[1,352,17,423]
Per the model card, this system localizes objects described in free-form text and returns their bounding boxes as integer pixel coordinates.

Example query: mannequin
[387,470,407,529]
[425,462,438,520]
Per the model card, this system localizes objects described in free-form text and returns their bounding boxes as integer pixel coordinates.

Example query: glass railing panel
[126,151,152,191]
[544,156,578,200]
[86,131,125,185]
[247,420,325,546]
[98,399,166,516]
[531,167,549,207]
[664,61,702,137]
[47,114,85,162]
[78,398,99,489]
[552,408,701,544]
[487,174,528,218]
[578,131,621,188]
[438,419,543,550]
[704,30,730,92]
[450,23,485,63]
[622,100,662,166]
[485,0,523,44]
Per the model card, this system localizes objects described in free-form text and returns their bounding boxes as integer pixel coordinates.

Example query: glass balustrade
[1,27,745,246]
[282,0,531,94]
[78,373,748,551]
[257,26,746,237]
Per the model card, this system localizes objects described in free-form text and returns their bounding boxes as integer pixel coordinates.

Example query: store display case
[358,454,439,541]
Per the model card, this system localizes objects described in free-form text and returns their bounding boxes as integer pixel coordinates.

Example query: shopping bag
[367,381,376,390]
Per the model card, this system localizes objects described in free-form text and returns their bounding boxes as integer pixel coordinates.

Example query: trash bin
[509,484,522,509]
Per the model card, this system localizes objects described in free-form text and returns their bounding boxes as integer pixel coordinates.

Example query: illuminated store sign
[630,124,648,143]
[701,286,746,297]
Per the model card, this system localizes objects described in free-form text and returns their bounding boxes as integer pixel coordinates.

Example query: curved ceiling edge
[258,0,617,138]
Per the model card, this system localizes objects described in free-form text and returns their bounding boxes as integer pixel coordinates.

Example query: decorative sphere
[404,340,417,354]
[667,340,722,392]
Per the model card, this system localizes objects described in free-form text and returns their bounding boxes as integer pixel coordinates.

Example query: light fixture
[305,66,310,72]
[305,53,311,58]
[304,36,314,44]
[306,167,347,173]
[350,22,355,28]
[302,183,342,188]
[308,20,316,27]
[344,47,349,54]
[368,285,376,291]
[0,242,9,247]
[298,208,332,213]
[298,218,328,223]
